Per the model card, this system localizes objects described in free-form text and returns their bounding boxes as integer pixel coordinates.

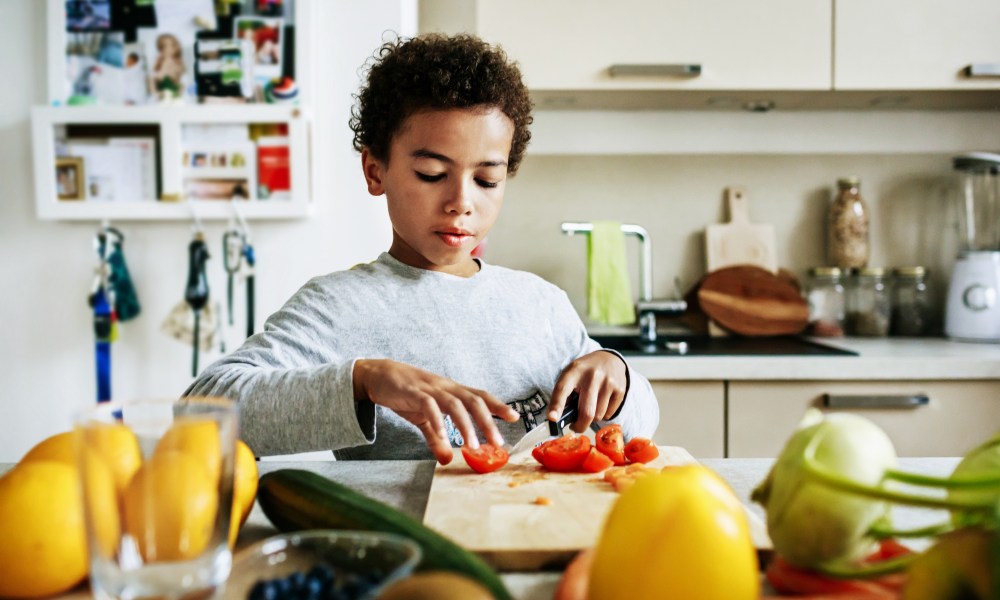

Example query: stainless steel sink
[590,334,857,356]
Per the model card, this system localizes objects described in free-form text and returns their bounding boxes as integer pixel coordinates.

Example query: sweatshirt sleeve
[546,287,660,440]
[183,279,374,457]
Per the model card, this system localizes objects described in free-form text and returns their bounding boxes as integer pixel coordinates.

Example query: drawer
[728,380,1000,458]
[651,381,725,458]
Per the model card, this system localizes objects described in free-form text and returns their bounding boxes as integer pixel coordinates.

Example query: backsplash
[486,153,958,330]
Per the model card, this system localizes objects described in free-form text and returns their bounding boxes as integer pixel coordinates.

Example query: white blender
[945,152,1000,342]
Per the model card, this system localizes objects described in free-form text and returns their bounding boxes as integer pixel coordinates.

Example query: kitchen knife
[509,392,580,455]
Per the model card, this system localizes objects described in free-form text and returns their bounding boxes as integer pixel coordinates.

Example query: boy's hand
[549,351,627,433]
[353,359,519,465]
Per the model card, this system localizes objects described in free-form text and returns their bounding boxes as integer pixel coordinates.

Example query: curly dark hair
[350,33,533,174]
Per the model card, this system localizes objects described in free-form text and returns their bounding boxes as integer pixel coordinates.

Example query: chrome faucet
[560,222,687,345]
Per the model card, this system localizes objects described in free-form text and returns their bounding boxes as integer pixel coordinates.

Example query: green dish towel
[587,221,636,325]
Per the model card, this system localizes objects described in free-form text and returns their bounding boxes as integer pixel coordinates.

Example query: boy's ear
[361,149,386,196]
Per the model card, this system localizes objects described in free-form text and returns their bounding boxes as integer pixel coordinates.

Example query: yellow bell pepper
[588,464,760,600]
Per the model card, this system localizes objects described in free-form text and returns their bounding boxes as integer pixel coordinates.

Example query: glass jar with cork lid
[827,177,870,269]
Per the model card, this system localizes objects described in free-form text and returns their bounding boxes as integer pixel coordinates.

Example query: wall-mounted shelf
[32,105,311,220]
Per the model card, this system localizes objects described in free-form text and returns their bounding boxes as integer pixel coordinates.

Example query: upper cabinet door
[463,0,832,91]
[835,0,1000,89]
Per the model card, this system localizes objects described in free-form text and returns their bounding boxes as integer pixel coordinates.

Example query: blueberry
[247,579,281,600]
[288,571,307,591]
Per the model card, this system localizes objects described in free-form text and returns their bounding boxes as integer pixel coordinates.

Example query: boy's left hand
[549,351,627,433]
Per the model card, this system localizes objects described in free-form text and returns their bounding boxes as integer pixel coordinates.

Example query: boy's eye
[415,172,444,183]
[476,178,499,189]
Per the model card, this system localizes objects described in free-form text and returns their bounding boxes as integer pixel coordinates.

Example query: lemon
[155,417,222,484]
[123,451,219,562]
[20,430,121,558]
[229,440,258,546]
[0,461,88,598]
[82,422,142,497]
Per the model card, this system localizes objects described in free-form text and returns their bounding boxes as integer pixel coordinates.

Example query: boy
[185,34,659,464]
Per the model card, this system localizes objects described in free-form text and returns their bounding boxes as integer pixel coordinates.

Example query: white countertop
[623,336,1000,381]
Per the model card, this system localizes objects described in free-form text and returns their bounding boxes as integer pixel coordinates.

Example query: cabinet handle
[963,64,1000,78]
[823,393,930,409]
[609,63,702,78]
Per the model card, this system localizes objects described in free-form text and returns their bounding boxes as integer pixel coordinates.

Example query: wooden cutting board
[705,186,778,274]
[423,446,772,571]
[698,265,809,336]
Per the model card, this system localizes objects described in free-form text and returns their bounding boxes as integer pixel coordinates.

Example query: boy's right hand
[352,359,519,465]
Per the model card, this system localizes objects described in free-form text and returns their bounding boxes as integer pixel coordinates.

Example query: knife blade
[509,392,580,455]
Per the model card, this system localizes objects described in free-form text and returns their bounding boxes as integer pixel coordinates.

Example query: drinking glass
[75,397,238,600]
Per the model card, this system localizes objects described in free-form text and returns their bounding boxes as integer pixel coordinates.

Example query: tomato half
[595,424,626,465]
[461,443,509,474]
[623,438,659,464]
[581,448,614,473]
[536,435,592,472]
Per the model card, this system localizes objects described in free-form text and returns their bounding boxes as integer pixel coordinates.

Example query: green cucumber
[257,469,513,600]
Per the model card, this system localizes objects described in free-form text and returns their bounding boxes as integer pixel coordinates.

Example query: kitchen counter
[4,456,960,600]
[625,336,1000,381]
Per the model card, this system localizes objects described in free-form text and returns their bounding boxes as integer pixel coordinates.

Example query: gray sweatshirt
[185,253,659,459]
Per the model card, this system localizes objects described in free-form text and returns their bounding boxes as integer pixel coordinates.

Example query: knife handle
[549,392,580,437]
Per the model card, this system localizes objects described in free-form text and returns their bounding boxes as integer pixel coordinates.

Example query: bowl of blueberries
[226,530,422,600]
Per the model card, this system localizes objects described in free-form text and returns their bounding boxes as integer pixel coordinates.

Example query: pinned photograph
[66,0,111,31]
[55,157,85,201]
[66,32,125,104]
[122,43,150,105]
[234,16,283,80]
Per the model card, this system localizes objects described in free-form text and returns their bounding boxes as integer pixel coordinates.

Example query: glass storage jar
[827,177,870,269]
[805,267,846,337]
[891,266,930,336]
[846,267,891,336]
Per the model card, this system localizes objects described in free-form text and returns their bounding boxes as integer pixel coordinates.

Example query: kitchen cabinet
[727,380,1000,458]
[32,0,315,221]
[650,381,725,458]
[834,0,1000,91]
[421,0,1000,111]
[421,0,832,91]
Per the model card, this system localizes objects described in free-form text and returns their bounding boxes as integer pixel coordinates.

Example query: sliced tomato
[531,445,546,466]
[595,424,626,465]
[765,555,900,598]
[461,443,509,474]
[536,435,592,472]
[623,437,659,464]
[581,447,614,473]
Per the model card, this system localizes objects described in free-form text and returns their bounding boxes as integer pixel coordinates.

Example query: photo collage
[64,0,297,106]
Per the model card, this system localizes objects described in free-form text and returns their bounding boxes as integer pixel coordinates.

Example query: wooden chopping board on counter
[423,446,772,571]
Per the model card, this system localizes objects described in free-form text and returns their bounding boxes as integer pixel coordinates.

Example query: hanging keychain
[89,228,117,403]
[226,199,257,339]
[185,231,210,377]
[223,226,244,328]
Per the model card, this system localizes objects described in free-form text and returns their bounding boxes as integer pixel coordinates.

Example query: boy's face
[362,107,514,277]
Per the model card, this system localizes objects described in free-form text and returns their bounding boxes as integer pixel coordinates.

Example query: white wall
[0,1,408,461]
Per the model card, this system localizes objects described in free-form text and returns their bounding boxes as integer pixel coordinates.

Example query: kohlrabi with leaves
[752,409,1000,578]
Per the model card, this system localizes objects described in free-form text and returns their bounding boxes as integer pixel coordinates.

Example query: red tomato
[581,447,614,473]
[536,435,592,472]
[461,443,509,474]
[553,549,593,600]
[595,424,626,465]
[623,438,659,464]
[531,445,546,465]
[765,555,900,598]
